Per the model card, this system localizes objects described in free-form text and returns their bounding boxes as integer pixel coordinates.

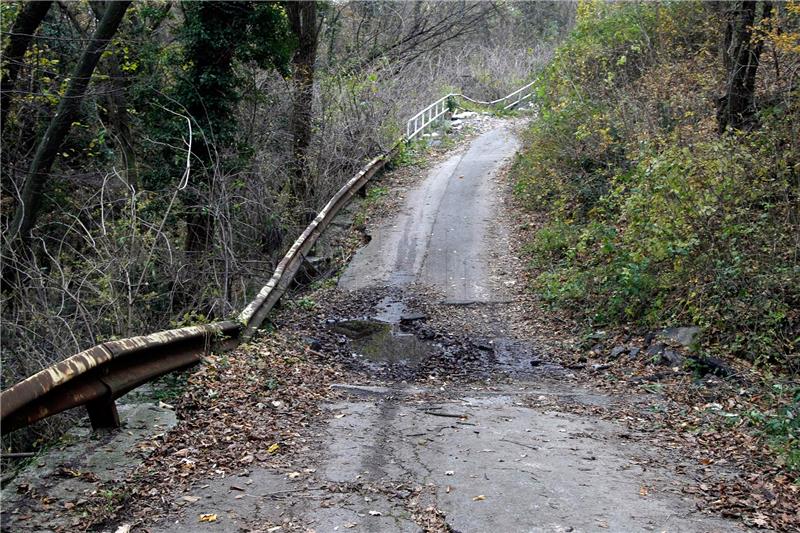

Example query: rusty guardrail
[1,321,240,433]
[239,148,400,339]
[1,80,536,435]
[0,148,399,435]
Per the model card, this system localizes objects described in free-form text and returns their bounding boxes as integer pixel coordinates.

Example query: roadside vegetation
[513,0,799,488]
[514,1,798,370]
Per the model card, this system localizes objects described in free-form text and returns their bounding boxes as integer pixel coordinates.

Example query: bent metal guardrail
[0,149,397,435]
[0,80,536,435]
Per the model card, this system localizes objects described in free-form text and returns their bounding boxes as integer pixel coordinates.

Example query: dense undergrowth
[514,1,799,371]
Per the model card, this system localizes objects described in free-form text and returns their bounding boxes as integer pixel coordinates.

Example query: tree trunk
[286,1,319,205]
[7,1,132,243]
[90,0,138,188]
[105,54,139,188]
[717,1,770,133]
[0,0,54,132]
[180,1,240,262]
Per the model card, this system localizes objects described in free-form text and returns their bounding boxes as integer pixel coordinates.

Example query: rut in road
[147,123,746,533]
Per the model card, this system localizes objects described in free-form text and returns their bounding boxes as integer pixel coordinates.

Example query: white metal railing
[405,94,454,139]
[405,80,537,140]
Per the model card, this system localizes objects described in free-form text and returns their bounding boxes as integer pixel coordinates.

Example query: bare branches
[0,1,54,128]
[7,1,132,244]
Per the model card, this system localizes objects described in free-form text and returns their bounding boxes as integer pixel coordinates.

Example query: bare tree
[325,1,494,75]
[7,0,133,246]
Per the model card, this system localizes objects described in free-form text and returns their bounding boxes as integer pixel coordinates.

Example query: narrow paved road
[339,125,519,303]
[152,124,745,532]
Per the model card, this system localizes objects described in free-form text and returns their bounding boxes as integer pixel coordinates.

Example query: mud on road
[3,121,758,533]
[143,123,748,532]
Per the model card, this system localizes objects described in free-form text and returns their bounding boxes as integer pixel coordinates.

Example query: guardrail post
[2,80,541,435]
[86,396,120,430]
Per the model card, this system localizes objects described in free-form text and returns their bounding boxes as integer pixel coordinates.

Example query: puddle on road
[372,297,407,323]
[327,296,564,377]
[329,295,434,367]
[331,319,434,365]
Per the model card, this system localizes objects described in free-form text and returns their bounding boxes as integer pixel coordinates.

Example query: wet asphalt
[149,125,747,533]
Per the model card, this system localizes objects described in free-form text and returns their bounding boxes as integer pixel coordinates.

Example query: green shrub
[515,1,799,368]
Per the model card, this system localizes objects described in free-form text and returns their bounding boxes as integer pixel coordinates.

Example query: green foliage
[390,138,428,169]
[295,297,316,311]
[514,1,800,368]
[365,185,388,204]
[176,1,292,136]
[170,310,210,328]
[141,1,293,190]
[744,384,800,472]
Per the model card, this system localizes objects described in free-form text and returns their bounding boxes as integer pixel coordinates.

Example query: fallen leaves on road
[198,513,217,522]
[503,170,800,533]
[69,328,343,531]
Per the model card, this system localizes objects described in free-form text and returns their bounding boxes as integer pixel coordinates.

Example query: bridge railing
[0,79,538,435]
[406,79,536,140]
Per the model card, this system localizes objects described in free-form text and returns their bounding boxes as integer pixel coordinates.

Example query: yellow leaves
[759,1,800,55]
[767,32,800,54]
[120,61,139,73]
[472,495,486,501]
[574,123,592,142]
[576,0,607,28]
[266,443,280,454]
[198,513,217,522]
[598,127,613,147]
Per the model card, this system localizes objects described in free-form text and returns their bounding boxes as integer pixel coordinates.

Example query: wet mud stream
[325,293,563,384]
[142,123,748,532]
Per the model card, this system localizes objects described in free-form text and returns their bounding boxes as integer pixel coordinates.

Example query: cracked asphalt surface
[149,125,747,532]
[339,125,519,304]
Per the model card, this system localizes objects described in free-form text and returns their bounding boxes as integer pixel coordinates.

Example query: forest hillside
[0,0,571,391]
[514,1,799,371]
